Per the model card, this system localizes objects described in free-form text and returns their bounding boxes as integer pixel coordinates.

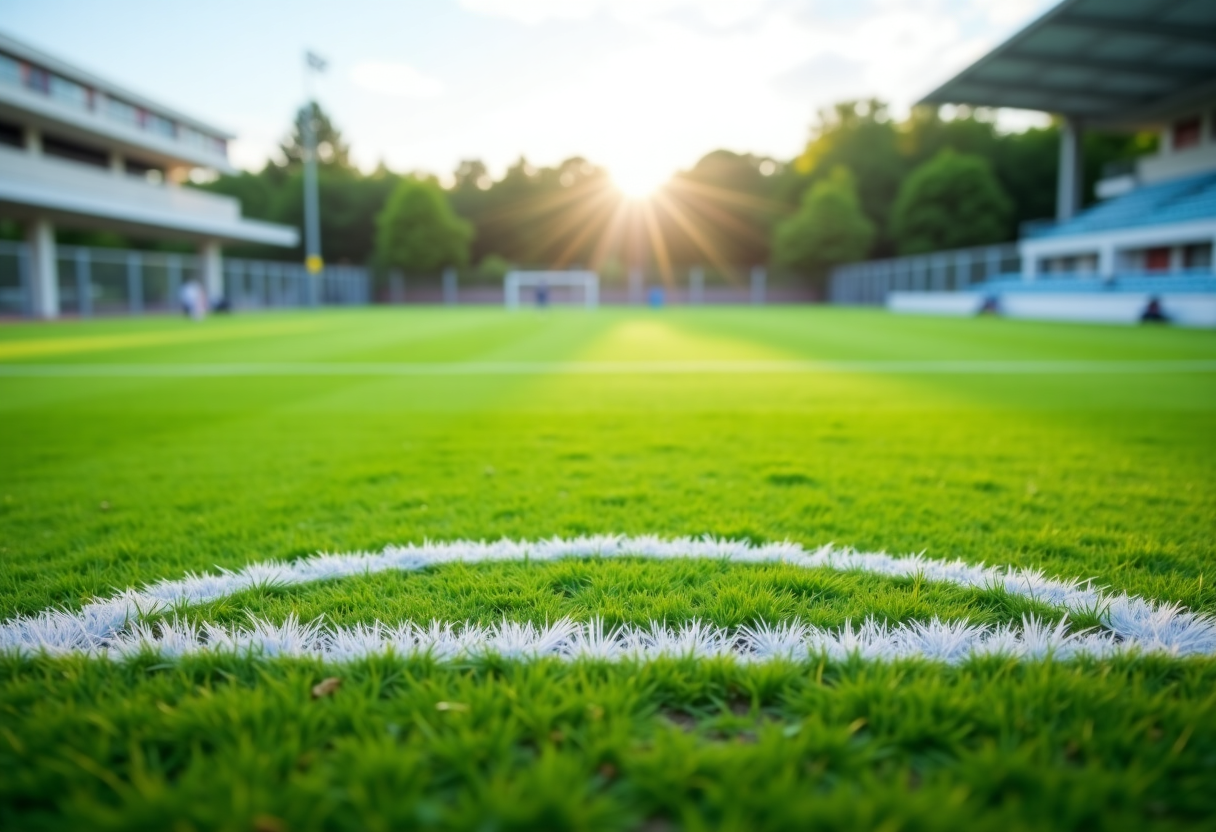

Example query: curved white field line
[2,359,1216,378]
[2,536,1213,662]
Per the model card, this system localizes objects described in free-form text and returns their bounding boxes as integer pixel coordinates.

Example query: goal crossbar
[504,270,599,309]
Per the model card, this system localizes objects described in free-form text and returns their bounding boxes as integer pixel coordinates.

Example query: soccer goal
[504,270,599,310]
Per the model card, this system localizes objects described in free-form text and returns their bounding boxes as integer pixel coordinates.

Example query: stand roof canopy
[919,0,1216,127]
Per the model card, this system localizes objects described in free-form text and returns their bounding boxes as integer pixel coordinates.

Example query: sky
[0,0,1056,192]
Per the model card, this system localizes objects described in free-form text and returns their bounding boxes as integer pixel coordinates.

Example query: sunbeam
[640,200,675,285]
[651,191,739,280]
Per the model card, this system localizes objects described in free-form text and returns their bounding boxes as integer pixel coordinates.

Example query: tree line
[199,99,1151,287]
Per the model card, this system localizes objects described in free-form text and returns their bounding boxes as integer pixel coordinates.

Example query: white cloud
[349,61,445,99]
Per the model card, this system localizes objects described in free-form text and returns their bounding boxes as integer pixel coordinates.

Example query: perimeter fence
[0,240,369,318]
[829,243,1021,305]
[381,264,819,306]
[0,239,829,317]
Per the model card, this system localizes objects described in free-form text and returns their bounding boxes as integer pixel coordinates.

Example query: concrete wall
[888,293,987,316]
[887,291,1216,328]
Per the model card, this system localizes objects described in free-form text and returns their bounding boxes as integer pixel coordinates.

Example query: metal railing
[0,240,369,318]
[829,243,1021,305]
[225,258,369,309]
[0,51,229,160]
[0,240,28,317]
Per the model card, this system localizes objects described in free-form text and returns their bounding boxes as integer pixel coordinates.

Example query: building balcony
[0,53,235,174]
[0,145,296,246]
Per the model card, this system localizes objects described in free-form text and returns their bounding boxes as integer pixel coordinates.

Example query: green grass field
[2,307,1215,831]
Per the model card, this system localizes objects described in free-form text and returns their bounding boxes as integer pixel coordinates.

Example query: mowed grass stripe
[2,309,1216,829]
[1,313,1214,622]
[3,359,1216,376]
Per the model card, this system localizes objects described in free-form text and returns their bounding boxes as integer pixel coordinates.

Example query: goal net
[504,270,599,309]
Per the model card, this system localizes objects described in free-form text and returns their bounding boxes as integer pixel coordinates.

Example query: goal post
[504,270,599,310]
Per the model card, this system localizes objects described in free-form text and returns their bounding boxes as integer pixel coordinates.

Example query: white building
[0,31,297,318]
[919,0,1216,283]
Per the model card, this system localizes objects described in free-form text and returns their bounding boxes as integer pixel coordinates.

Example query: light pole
[303,50,327,303]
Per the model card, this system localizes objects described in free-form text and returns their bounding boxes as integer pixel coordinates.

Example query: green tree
[890,150,1013,254]
[901,105,1002,168]
[991,125,1059,228]
[794,100,904,254]
[271,166,400,263]
[449,156,615,266]
[375,178,473,272]
[772,166,875,273]
[278,102,352,169]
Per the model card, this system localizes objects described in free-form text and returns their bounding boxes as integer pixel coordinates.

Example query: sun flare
[610,164,669,200]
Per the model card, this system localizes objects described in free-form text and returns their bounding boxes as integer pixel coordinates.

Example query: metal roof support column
[1057,116,1083,222]
[26,218,58,319]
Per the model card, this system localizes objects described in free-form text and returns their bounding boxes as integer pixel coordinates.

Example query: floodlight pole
[302,51,327,304]
[1056,115,1083,223]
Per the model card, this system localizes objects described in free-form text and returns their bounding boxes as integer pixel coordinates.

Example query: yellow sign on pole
[306,255,324,275]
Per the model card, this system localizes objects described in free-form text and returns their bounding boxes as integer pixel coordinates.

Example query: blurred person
[180,278,205,320]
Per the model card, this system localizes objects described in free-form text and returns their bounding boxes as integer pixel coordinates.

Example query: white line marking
[2,360,1215,377]
[3,537,1212,660]
[105,614,1130,663]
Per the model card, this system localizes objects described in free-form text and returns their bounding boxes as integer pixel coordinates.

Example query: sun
[610,163,669,200]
